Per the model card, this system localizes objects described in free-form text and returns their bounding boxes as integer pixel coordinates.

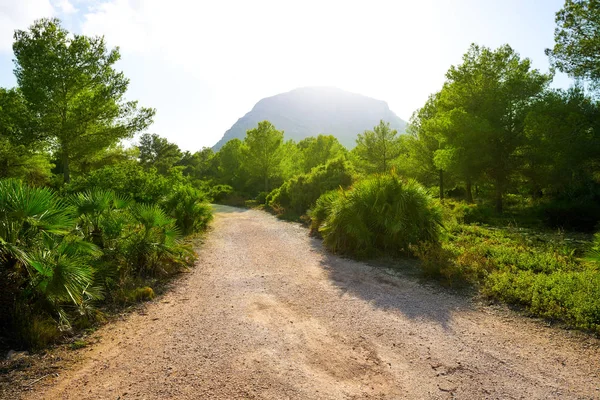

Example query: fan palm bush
[69,189,135,296]
[125,204,193,277]
[70,189,132,247]
[310,173,442,257]
[0,179,101,346]
[162,186,213,235]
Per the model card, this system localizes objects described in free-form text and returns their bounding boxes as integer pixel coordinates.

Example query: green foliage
[68,162,187,204]
[125,204,182,276]
[297,135,347,172]
[484,270,600,332]
[429,44,551,212]
[12,18,155,183]
[397,95,450,196]
[522,87,600,198]
[138,133,183,175]
[414,218,600,332]
[162,186,213,235]
[354,120,402,174]
[547,0,600,86]
[268,157,354,217]
[14,312,62,350]
[128,286,155,302]
[70,340,89,350]
[0,178,209,349]
[208,184,233,203]
[178,148,217,183]
[0,136,54,186]
[243,121,284,193]
[311,173,442,257]
[213,138,248,189]
[443,199,494,225]
[586,233,600,264]
[255,191,269,205]
[0,180,99,332]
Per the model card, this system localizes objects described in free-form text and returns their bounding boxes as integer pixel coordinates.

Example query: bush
[268,157,354,217]
[311,173,442,258]
[68,163,187,204]
[125,204,193,277]
[162,186,212,235]
[484,269,600,332]
[442,199,495,225]
[255,191,268,205]
[417,222,600,332]
[208,184,233,203]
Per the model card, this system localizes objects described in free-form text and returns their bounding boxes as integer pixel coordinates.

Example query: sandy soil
[23,205,600,399]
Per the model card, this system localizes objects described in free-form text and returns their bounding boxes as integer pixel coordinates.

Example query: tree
[522,86,600,196]
[177,148,216,181]
[243,121,284,193]
[214,138,247,189]
[279,139,303,180]
[433,44,551,212]
[399,94,450,199]
[297,135,347,172]
[546,0,600,86]
[0,88,53,184]
[138,133,182,175]
[354,120,401,174]
[12,18,155,183]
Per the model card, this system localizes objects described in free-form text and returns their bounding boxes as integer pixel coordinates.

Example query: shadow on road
[309,237,470,331]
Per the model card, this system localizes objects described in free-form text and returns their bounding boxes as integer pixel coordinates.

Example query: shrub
[484,269,600,332]
[268,157,354,217]
[131,286,155,302]
[0,180,102,333]
[162,186,212,235]
[125,204,191,277]
[442,200,494,225]
[411,242,462,281]
[14,313,62,350]
[311,173,442,257]
[255,191,268,205]
[208,184,233,203]
[420,222,600,332]
[68,163,187,204]
[308,190,339,236]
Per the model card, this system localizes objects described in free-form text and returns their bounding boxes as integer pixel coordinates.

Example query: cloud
[0,0,55,52]
[54,0,77,14]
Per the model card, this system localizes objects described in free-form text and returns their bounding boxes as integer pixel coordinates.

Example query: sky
[0,0,573,151]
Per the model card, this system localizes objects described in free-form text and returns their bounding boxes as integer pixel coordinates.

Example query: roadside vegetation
[0,19,213,350]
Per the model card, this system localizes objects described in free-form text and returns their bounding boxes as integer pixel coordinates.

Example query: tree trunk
[62,151,70,184]
[495,183,503,213]
[465,179,473,203]
[438,169,444,200]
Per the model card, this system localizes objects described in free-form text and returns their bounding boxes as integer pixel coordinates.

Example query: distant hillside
[212,87,407,150]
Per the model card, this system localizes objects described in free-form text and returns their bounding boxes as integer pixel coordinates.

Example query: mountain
[212,87,407,150]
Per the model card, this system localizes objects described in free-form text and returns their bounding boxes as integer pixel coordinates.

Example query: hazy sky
[0,0,572,150]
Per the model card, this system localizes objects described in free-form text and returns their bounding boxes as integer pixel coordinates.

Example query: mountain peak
[213,87,406,150]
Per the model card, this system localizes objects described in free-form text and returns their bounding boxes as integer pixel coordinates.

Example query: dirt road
[27,205,600,399]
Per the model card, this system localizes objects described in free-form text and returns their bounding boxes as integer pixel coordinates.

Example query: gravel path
[27,205,600,399]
